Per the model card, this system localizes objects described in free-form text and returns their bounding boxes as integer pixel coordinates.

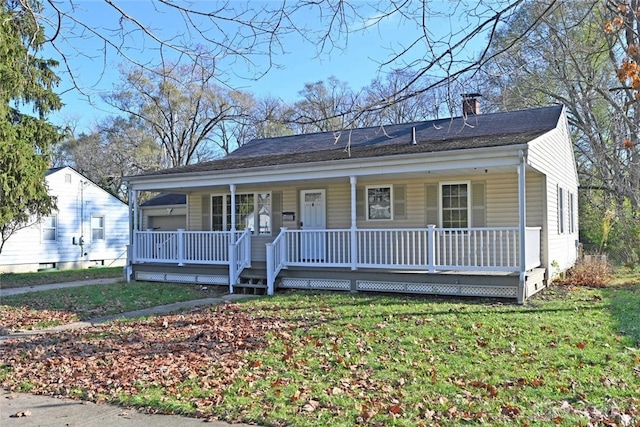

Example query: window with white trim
[91,216,105,241]
[366,186,392,220]
[440,182,470,228]
[41,215,57,242]
[558,186,565,234]
[568,191,575,234]
[211,192,271,235]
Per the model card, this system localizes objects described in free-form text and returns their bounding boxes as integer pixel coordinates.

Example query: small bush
[560,259,614,287]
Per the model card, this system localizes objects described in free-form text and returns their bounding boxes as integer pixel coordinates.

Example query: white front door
[300,189,326,261]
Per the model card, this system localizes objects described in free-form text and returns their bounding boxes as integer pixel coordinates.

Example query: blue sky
[41,1,489,133]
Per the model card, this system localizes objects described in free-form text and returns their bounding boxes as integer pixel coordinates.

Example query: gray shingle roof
[136,105,563,178]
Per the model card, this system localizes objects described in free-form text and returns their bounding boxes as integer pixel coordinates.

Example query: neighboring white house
[0,167,129,273]
[125,101,579,303]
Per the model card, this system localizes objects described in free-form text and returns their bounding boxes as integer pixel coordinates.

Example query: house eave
[126,143,531,191]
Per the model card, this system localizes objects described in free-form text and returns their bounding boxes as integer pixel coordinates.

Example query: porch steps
[234,274,268,295]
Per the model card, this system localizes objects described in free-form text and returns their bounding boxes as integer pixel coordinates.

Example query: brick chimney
[462,93,481,116]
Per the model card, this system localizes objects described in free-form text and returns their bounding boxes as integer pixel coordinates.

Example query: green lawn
[0,267,123,289]
[2,281,638,426]
[0,282,228,330]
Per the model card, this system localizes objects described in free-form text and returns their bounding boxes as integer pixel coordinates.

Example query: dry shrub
[560,259,614,287]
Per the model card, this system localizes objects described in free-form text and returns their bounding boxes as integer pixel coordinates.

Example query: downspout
[517,150,527,303]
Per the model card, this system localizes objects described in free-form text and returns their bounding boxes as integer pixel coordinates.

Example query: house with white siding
[0,167,129,273]
[124,101,579,303]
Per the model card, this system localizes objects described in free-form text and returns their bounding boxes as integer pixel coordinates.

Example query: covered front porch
[125,138,550,303]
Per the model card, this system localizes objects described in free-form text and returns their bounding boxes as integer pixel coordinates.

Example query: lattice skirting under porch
[135,271,228,285]
[279,278,351,290]
[278,277,518,298]
[356,281,517,297]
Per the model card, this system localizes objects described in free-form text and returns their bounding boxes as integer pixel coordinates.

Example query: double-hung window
[41,215,57,242]
[91,216,105,241]
[558,187,565,234]
[568,192,575,234]
[440,182,470,228]
[211,192,271,235]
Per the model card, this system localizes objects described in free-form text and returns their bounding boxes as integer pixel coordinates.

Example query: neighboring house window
[211,193,271,235]
[91,216,105,241]
[558,186,565,234]
[569,191,575,234]
[366,186,392,220]
[440,182,469,228]
[41,215,57,242]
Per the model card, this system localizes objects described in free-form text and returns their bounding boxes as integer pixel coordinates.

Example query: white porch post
[229,184,236,234]
[229,242,236,294]
[350,176,358,270]
[517,150,527,303]
[229,184,237,293]
[177,228,185,266]
[266,242,274,295]
[427,224,436,273]
[126,188,138,282]
[131,189,139,235]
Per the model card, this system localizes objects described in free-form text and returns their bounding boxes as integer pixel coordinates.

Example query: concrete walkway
[0,277,122,297]
[0,279,258,426]
[1,388,254,427]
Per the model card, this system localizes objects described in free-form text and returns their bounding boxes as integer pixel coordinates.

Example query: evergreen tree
[0,0,62,254]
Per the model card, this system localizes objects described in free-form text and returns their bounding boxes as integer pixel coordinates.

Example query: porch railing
[266,226,542,291]
[133,229,237,265]
[134,226,541,296]
[229,229,252,292]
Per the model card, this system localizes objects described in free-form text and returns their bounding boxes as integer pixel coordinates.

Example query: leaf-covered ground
[1,282,227,332]
[1,303,286,411]
[1,284,639,426]
[0,306,78,331]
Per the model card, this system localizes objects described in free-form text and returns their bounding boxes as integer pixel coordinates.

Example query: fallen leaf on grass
[501,405,520,417]
[388,402,403,415]
[301,400,320,412]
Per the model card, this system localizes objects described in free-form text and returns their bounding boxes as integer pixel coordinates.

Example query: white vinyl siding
[527,110,579,272]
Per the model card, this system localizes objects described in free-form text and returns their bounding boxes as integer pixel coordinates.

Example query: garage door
[148,215,186,231]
